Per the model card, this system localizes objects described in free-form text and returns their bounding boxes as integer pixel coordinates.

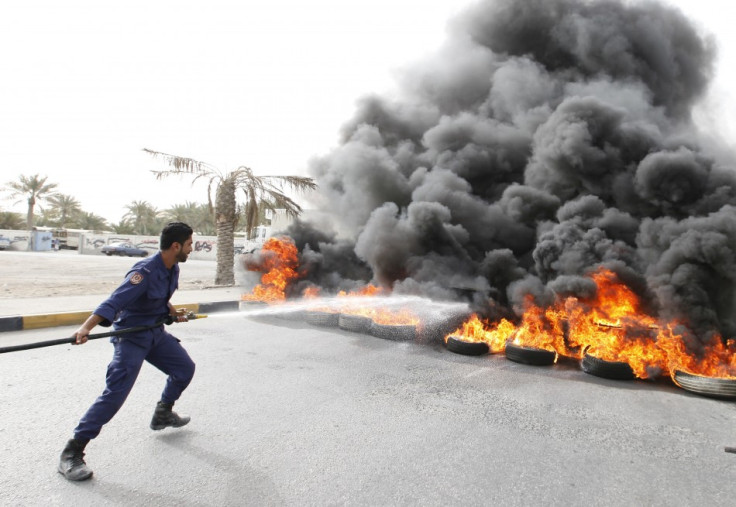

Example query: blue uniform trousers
[74,329,195,441]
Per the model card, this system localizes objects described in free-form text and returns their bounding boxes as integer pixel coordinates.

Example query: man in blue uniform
[58,222,196,481]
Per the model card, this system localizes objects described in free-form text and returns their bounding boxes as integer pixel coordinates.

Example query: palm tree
[111,219,136,234]
[0,211,25,230]
[4,174,57,231]
[35,208,57,227]
[165,201,215,235]
[47,193,82,228]
[73,211,109,231]
[144,148,317,285]
[123,200,161,235]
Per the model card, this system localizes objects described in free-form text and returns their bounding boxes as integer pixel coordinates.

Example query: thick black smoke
[287,0,736,347]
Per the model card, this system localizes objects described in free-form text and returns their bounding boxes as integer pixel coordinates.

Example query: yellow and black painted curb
[0,300,240,333]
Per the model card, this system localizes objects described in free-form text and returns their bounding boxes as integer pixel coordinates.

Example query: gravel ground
[0,250,232,299]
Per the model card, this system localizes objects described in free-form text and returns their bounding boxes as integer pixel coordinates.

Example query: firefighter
[58,222,196,481]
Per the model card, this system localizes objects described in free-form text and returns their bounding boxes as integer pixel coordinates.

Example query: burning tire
[581,353,636,381]
[504,342,556,366]
[371,323,416,341]
[305,310,339,327]
[672,370,736,400]
[445,336,489,356]
[338,314,372,333]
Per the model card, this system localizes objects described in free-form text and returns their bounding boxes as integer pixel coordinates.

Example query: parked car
[101,242,149,257]
[0,236,10,250]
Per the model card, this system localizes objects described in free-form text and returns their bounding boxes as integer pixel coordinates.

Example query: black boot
[58,438,93,481]
[150,401,190,430]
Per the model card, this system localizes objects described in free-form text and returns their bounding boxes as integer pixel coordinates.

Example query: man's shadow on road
[155,430,282,504]
[62,431,281,506]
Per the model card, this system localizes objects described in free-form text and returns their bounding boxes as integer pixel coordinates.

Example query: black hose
[0,318,171,354]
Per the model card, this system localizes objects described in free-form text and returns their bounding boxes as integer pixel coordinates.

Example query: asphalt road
[1,314,736,506]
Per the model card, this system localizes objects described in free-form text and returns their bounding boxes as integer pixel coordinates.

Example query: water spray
[234,295,472,323]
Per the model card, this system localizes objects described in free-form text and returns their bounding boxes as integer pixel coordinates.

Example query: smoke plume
[282,0,736,346]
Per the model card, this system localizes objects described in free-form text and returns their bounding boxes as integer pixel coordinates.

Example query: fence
[79,233,219,261]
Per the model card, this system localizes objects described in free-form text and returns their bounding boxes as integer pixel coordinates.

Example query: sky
[0,0,733,224]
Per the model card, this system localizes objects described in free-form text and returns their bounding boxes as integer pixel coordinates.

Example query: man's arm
[72,314,106,345]
[93,268,151,327]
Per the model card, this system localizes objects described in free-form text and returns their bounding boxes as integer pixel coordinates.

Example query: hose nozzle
[166,312,209,325]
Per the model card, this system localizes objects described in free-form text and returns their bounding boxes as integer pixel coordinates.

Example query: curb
[0,300,242,333]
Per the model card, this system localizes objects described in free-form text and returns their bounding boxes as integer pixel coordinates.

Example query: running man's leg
[146,332,195,404]
[73,338,149,440]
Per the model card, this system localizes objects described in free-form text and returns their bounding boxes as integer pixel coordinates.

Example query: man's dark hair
[160,222,193,250]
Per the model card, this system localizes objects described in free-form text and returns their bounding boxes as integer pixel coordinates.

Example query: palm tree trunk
[214,178,236,285]
[26,197,35,251]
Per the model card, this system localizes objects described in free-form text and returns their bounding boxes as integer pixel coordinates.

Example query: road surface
[1,313,735,506]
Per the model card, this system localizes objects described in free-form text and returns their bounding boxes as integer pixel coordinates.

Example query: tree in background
[35,208,57,227]
[110,220,136,235]
[145,148,316,286]
[165,201,215,236]
[3,174,57,231]
[47,193,82,228]
[0,211,25,230]
[73,211,109,231]
[123,200,161,235]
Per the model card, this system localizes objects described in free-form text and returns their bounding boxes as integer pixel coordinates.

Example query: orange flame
[562,270,667,378]
[445,267,736,379]
[338,306,417,324]
[242,236,299,303]
[302,286,321,299]
[337,284,384,297]
[334,284,396,321]
[444,314,514,353]
[510,298,571,355]
[657,325,736,379]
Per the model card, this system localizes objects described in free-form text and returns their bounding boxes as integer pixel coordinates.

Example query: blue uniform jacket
[93,252,178,333]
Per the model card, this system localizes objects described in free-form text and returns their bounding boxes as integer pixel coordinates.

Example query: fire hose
[0,311,207,354]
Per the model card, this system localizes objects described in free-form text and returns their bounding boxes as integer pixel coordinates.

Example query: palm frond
[144,148,220,179]
[271,175,318,192]
[232,168,317,194]
[262,190,303,216]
